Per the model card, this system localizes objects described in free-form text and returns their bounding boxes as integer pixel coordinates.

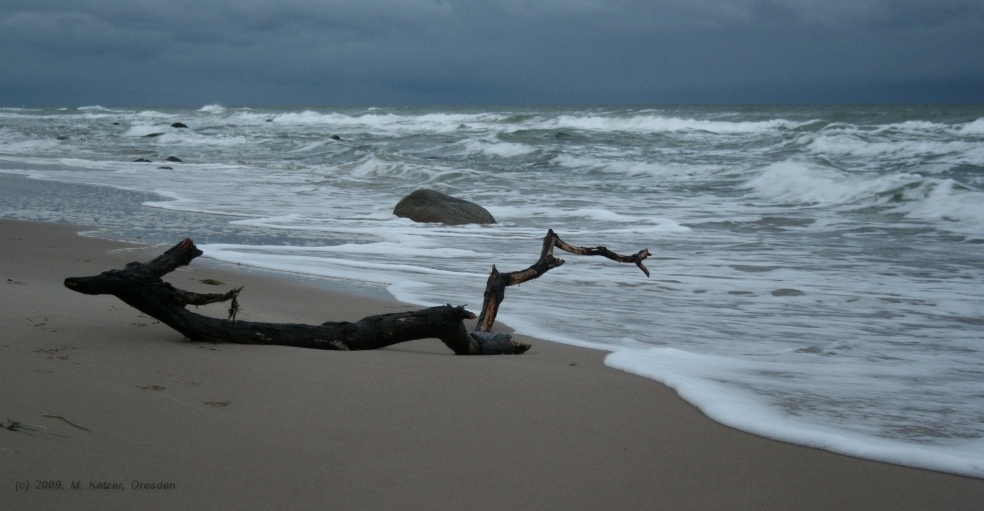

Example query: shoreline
[2,218,984,510]
[4,149,984,478]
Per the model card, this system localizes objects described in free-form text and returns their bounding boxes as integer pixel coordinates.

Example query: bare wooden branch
[65,239,528,355]
[475,229,650,332]
[64,230,649,356]
[547,229,651,277]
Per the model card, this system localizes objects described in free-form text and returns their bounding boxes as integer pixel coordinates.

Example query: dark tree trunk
[65,232,650,355]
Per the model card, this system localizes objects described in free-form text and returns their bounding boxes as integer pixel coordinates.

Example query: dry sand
[2,218,982,510]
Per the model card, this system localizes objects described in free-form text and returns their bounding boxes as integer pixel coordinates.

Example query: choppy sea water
[2,104,983,477]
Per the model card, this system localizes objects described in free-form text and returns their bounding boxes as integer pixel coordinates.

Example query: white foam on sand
[605,347,984,479]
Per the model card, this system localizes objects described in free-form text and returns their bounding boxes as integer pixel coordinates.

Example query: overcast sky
[2,0,982,106]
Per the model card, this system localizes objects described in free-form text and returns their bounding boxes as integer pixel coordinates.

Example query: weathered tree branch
[475,229,650,332]
[64,230,650,355]
[64,239,526,354]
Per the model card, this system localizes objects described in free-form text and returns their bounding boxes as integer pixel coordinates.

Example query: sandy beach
[1,218,982,510]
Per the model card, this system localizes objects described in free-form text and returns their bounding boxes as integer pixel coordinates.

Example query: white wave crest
[0,136,63,154]
[264,110,507,136]
[542,114,802,134]
[457,137,536,158]
[874,120,950,133]
[806,134,980,163]
[960,118,984,136]
[747,161,984,231]
[747,161,916,206]
[893,179,984,226]
[552,153,721,177]
[341,155,455,182]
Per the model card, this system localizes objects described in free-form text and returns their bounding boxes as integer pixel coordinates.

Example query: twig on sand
[3,419,47,433]
[42,415,92,432]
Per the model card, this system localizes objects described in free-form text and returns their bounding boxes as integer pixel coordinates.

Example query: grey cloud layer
[1,0,981,104]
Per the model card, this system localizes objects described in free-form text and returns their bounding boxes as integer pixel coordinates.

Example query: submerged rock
[171,122,189,128]
[164,156,182,162]
[772,288,806,297]
[393,189,496,225]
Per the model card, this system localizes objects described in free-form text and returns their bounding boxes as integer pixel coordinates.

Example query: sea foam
[606,347,984,479]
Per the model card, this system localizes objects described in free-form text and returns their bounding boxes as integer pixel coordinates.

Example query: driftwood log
[65,229,650,355]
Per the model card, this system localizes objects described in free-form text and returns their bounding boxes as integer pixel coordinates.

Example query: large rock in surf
[393,189,496,225]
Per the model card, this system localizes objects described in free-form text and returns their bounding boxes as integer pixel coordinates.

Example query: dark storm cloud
[1,0,982,105]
